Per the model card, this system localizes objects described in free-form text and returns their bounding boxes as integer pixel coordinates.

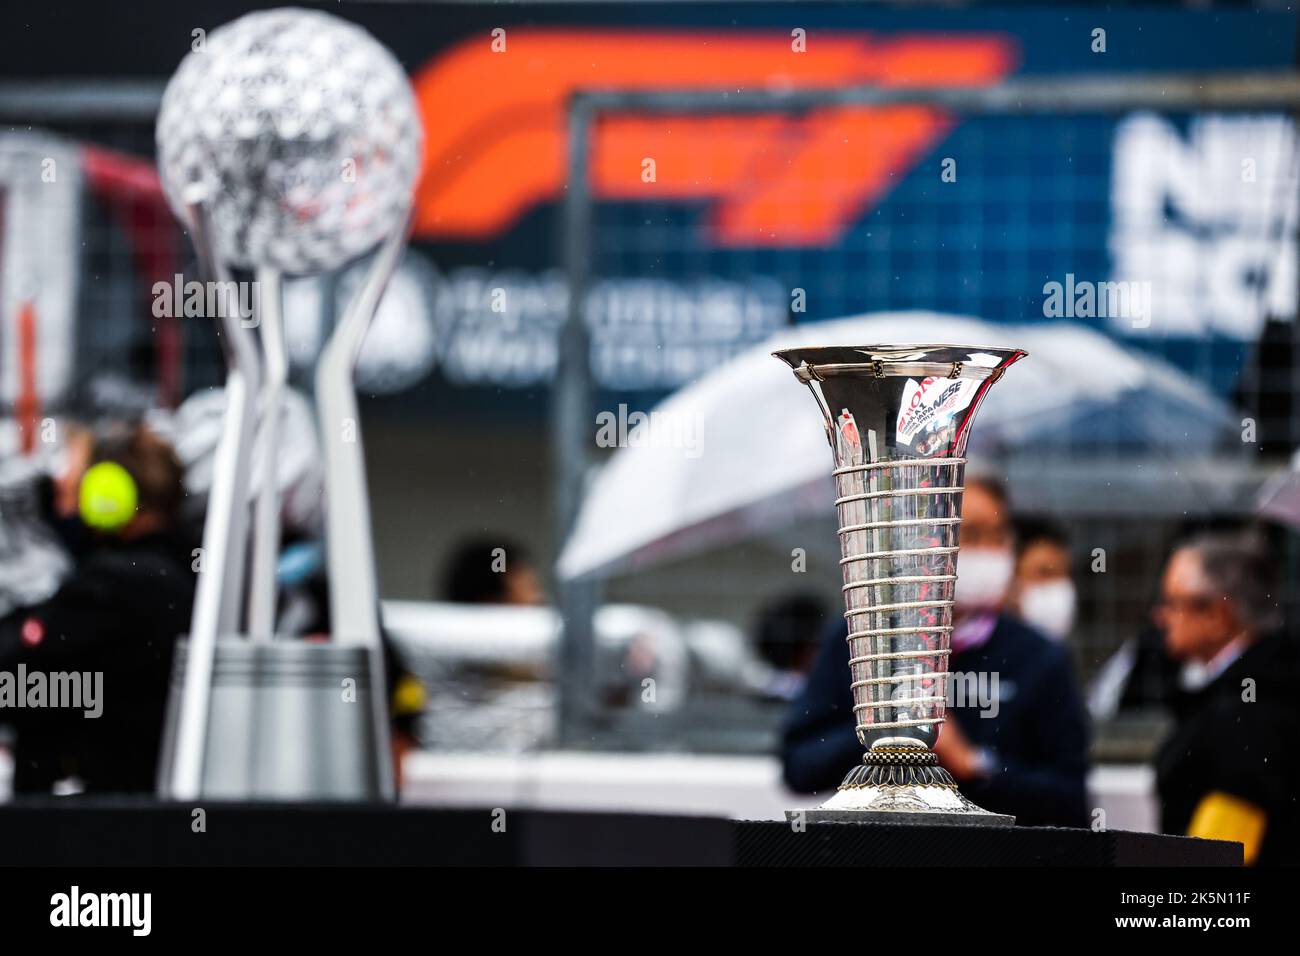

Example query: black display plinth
[734,820,1241,866]
[0,801,734,866]
[0,801,1240,866]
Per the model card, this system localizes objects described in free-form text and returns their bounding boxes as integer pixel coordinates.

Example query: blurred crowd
[0,396,427,794]
[779,473,1299,864]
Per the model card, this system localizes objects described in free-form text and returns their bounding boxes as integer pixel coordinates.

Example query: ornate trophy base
[786,749,1015,827]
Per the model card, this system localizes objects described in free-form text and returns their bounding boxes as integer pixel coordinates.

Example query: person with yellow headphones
[0,422,197,794]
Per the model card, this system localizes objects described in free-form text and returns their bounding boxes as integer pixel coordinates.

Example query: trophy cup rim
[772,342,1028,364]
[772,343,1027,382]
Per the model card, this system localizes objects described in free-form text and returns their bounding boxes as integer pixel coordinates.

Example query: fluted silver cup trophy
[154,8,423,800]
[775,345,1025,826]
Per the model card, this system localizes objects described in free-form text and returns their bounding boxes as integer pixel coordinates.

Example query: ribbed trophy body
[774,344,1025,825]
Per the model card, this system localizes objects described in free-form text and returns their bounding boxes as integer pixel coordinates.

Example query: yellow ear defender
[79,460,138,532]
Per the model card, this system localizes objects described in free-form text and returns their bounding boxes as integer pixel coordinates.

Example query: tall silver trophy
[154,8,423,800]
[775,345,1025,825]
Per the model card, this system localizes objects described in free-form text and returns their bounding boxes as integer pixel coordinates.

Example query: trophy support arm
[168,191,263,800]
[315,210,408,650]
[314,216,411,803]
[247,268,286,642]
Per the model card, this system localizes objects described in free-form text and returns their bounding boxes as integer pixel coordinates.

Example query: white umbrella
[1257,448,1300,531]
[557,311,1239,580]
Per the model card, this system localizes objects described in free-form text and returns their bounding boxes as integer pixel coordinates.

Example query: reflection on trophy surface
[775,345,1025,825]
[156,7,421,275]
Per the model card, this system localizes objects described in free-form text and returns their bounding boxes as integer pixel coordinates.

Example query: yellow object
[392,674,428,716]
[1187,790,1267,865]
[79,461,138,532]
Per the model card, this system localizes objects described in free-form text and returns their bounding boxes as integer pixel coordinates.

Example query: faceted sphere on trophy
[155,7,423,275]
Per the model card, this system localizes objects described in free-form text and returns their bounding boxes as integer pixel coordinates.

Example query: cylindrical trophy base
[786,749,1015,827]
[157,639,392,801]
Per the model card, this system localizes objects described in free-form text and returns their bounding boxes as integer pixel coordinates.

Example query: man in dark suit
[781,476,1090,828]
[1153,529,1299,865]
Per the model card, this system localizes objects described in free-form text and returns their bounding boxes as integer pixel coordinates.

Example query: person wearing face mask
[780,473,1091,827]
[1008,520,1077,643]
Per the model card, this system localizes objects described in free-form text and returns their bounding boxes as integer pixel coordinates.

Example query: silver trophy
[154,8,423,800]
[775,344,1025,825]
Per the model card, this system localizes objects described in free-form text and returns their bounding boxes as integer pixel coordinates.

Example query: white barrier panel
[401,751,1160,829]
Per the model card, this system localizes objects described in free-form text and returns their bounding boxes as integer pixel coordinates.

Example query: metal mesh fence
[559,75,1300,753]
[586,108,1293,414]
[1,118,220,420]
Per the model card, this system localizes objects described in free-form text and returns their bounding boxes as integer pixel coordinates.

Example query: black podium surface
[736,820,1240,866]
[0,801,1241,866]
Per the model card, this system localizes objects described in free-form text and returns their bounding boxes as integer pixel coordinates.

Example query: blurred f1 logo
[412,30,1016,247]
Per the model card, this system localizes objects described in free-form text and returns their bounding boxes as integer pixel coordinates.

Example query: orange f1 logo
[412,30,1017,247]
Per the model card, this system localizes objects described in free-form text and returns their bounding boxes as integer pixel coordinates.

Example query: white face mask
[1179,660,1211,692]
[954,547,1015,612]
[1017,579,1077,641]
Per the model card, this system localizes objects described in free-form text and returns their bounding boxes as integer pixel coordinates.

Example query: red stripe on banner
[17,300,40,455]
